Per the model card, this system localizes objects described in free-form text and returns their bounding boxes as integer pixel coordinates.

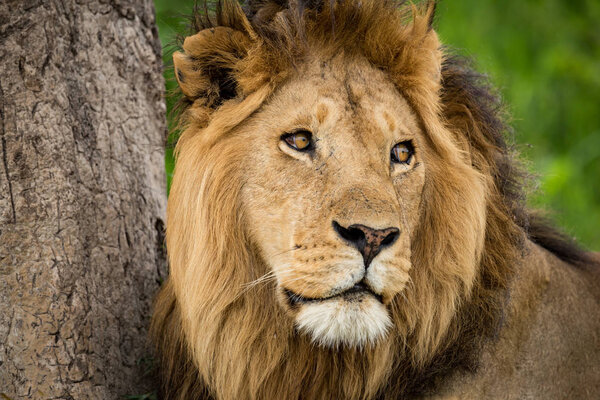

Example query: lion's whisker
[243,270,278,288]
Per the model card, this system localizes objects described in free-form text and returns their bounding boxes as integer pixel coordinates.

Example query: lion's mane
[151,1,592,398]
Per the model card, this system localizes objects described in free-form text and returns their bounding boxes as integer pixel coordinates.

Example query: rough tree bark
[0,0,167,398]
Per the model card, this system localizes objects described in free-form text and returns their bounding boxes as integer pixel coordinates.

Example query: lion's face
[158,3,516,398]
[239,55,426,347]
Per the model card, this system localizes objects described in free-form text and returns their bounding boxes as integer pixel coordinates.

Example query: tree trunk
[0,0,166,398]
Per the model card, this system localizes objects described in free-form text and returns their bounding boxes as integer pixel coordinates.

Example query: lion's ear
[173,25,254,108]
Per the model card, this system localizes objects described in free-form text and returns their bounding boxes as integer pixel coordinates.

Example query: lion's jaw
[241,56,425,348]
[294,294,392,347]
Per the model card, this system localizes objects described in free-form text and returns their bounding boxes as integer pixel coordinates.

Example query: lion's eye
[391,141,414,164]
[282,131,312,151]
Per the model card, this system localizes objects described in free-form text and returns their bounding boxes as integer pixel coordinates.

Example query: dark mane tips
[528,214,597,267]
[440,54,595,267]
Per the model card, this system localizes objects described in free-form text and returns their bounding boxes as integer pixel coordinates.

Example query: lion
[150,0,600,399]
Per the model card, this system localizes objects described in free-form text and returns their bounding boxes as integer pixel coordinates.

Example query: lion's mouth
[284,281,383,306]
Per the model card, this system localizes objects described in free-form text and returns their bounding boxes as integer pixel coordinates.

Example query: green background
[155,0,599,250]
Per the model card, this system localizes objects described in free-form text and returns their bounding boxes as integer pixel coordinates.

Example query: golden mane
[151,1,593,398]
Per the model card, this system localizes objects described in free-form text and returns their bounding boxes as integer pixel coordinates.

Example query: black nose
[332,221,400,267]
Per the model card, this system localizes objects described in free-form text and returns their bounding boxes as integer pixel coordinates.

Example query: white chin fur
[295,296,391,348]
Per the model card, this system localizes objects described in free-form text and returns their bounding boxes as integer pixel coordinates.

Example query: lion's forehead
[261,55,423,155]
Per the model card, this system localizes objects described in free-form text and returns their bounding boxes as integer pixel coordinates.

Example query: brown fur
[151,1,597,399]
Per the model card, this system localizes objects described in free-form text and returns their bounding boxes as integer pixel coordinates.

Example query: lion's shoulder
[426,242,600,399]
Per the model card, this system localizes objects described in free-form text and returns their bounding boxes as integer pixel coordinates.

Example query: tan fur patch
[316,103,329,124]
[383,111,396,133]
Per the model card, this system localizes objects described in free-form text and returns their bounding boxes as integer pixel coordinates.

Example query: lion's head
[150,1,581,398]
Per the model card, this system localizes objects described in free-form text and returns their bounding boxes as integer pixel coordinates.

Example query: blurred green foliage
[155,0,599,250]
[155,0,191,191]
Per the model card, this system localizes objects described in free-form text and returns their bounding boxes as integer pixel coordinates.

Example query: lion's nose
[332,221,400,268]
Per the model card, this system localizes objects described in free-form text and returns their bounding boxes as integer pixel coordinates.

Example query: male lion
[151,0,600,399]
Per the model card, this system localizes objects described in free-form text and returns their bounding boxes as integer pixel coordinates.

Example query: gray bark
[0,0,167,398]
